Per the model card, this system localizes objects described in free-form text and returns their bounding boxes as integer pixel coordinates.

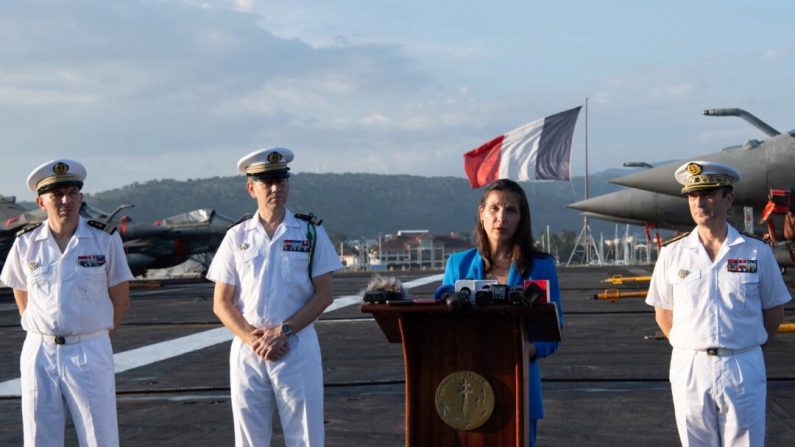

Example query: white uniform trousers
[20,333,119,447]
[669,347,766,447]
[229,328,324,447]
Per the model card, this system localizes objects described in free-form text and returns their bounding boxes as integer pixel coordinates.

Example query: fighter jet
[80,204,231,276]
[569,108,795,268]
[0,199,230,277]
[0,195,28,221]
[608,108,794,210]
[117,207,230,276]
[570,188,755,232]
[0,195,39,272]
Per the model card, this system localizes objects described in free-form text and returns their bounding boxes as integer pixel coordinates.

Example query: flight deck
[1,266,793,446]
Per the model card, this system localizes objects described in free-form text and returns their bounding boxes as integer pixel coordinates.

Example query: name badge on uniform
[283,239,311,252]
[727,259,757,273]
[78,255,106,267]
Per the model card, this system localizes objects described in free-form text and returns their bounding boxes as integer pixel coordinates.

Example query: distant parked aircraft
[1,196,230,276]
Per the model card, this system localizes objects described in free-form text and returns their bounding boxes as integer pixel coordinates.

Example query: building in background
[343,230,471,271]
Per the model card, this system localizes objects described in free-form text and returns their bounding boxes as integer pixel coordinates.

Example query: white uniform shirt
[206,209,342,328]
[0,217,133,336]
[646,224,791,350]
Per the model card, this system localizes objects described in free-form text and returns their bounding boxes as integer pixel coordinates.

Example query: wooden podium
[361,302,560,447]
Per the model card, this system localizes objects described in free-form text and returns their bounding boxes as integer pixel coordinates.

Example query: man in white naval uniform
[207,147,342,447]
[0,159,132,446]
[646,160,791,447]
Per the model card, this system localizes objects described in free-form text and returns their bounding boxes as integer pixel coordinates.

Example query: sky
[1,0,794,200]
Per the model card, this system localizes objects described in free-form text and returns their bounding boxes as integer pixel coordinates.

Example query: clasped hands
[249,326,289,361]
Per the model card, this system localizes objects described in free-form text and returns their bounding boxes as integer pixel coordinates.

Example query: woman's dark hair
[473,179,548,277]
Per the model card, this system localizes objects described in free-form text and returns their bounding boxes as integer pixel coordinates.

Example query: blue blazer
[442,248,563,420]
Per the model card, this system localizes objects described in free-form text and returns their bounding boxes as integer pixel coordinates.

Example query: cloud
[592,67,699,107]
[234,0,255,13]
[0,0,494,197]
[10,0,786,200]
[764,46,795,60]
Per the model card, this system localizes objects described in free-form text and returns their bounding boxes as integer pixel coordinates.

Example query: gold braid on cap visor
[681,174,733,193]
[245,163,288,174]
[36,174,83,191]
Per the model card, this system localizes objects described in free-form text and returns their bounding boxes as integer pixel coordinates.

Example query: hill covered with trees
[82,172,637,241]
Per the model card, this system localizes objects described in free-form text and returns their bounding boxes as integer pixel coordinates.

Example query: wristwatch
[280,322,293,336]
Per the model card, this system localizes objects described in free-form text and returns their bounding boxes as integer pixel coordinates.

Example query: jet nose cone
[570,188,693,229]
[569,193,627,215]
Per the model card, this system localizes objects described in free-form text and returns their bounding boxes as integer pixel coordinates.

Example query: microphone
[434,284,455,302]
[523,282,544,305]
[510,280,549,306]
[436,282,473,314]
[361,275,407,304]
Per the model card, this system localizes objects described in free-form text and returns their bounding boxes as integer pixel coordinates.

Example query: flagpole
[566,97,603,266]
[582,97,591,265]
[584,97,589,264]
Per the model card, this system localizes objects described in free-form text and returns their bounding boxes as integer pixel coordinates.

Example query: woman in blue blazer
[442,178,563,447]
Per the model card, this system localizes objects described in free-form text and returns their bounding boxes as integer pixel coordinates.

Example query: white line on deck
[0,273,443,397]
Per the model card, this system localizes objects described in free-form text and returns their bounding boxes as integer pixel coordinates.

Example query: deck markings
[0,273,443,397]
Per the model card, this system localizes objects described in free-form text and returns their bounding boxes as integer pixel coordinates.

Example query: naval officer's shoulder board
[87,220,117,235]
[662,231,690,247]
[740,231,767,243]
[227,213,254,230]
[294,212,323,226]
[15,222,42,237]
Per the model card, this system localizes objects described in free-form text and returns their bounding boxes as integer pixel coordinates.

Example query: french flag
[464,106,581,188]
